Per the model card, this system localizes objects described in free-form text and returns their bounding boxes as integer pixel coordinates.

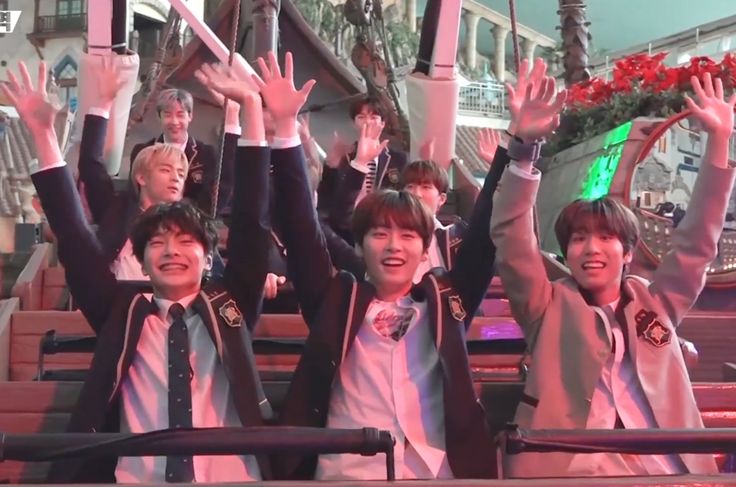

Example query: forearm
[32,128,64,171]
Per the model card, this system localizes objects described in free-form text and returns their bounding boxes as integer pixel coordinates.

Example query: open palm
[253,51,315,122]
[685,73,736,138]
[96,55,125,106]
[1,62,60,134]
[196,63,259,106]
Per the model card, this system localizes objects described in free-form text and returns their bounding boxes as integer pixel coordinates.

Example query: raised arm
[649,73,736,325]
[450,128,508,328]
[196,62,270,330]
[489,59,566,336]
[78,55,126,223]
[3,62,119,333]
[255,52,335,326]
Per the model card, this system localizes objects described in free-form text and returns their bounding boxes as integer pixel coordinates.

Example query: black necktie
[165,303,195,483]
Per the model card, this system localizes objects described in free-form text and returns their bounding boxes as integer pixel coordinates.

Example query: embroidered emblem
[634,308,672,347]
[387,168,400,185]
[219,299,243,327]
[189,169,204,184]
[448,295,466,321]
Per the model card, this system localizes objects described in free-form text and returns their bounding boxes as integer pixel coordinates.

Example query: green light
[579,121,633,199]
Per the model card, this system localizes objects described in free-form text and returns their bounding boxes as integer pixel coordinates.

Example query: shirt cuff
[87,107,110,119]
[238,138,268,147]
[271,135,301,150]
[29,159,66,175]
[349,158,375,174]
[508,162,541,180]
[224,124,242,136]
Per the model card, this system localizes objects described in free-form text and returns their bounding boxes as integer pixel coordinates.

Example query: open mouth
[582,261,606,270]
[381,257,406,267]
[159,263,187,272]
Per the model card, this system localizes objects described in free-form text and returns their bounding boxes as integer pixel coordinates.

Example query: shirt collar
[154,291,199,322]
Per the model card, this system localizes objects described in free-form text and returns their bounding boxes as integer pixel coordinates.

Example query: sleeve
[450,146,509,328]
[489,163,553,339]
[321,220,366,277]
[270,145,334,327]
[78,114,117,224]
[223,145,272,330]
[649,162,736,325]
[31,165,119,333]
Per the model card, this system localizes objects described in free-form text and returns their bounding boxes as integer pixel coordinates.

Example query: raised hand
[1,61,61,135]
[263,273,286,300]
[685,73,736,139]
[506,59,567,143]
[95,55,126,110]
[419,137,435,161]
[355,119,388,164]
[325,131,352,168]
[195,62,260,106]
[477,128,500,162]
[253,51,315,123]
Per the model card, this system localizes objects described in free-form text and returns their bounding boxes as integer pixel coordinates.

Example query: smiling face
[142,226,212,301]
[555,197,639,306]
[565,229,632,305]
[131,202,218,301]
[352,190,434,301]
[159,102,193,144]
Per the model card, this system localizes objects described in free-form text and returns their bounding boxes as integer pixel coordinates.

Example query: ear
[135,171,147,189]
[438,192,448,208]
[420,248,429,262]
[623,249,633,265]
[204,253,214,271]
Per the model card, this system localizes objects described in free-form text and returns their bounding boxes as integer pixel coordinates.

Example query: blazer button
[330,360,336,368]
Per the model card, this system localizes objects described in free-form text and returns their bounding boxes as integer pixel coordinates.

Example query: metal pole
[111,0,128,54]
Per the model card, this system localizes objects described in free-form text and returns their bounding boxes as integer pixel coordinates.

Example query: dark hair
[554,197,639,258]
[131,202,219,263]
[352,190,434,250]
[348,96,386,121]
[400,159,450,194]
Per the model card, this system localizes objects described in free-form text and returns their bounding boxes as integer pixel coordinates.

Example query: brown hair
[400,159,450,194]
[130,143,189,196]
[554,197,639,258]
[352,190,434,250]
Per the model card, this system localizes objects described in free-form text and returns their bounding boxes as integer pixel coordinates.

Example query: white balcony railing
[458,81,507,118]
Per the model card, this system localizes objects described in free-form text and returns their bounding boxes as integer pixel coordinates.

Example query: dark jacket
[317,146,408,244]
[78,115,233,271]
[34,144,272,483]
[269,145,507,480]
[130,131,236,217]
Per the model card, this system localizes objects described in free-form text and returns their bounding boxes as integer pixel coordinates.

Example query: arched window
[54,55,78,106]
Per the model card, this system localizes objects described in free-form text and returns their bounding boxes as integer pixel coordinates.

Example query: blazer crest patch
[448,295,466,322]
[189,168,204,184]
[219,299,243,327]
[387,168,400,185]
[634,308,672,347]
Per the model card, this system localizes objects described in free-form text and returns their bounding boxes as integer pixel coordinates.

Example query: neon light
[579,121,633,199]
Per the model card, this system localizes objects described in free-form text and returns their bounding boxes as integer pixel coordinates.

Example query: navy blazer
[269,145,504,480]
[317,146,408,244]
[34,144,272,483]
[130,131,235,217]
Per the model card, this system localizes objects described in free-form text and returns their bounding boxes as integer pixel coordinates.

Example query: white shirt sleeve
[29,159,66,175]
[270,135,301,150]
[87,107,110,119]
[508,162,541,181]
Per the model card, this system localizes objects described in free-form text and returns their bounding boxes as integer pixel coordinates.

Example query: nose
[162,239,181,256]
[583,236,601,254]
[385,232,400,252]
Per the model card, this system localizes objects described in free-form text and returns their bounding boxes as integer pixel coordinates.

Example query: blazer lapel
[342,281,376,360]
[186,136,198,164]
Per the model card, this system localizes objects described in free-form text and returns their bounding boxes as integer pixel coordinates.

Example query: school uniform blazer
[318,146,408,244]
[268,144,504,480]
[130,132,236,217]
[489,161,736,477]
[327,149,511,304]
[33,144,273,483]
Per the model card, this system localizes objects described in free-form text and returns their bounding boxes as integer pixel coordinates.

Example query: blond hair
[156,88,194,114]
[130,143,189,196]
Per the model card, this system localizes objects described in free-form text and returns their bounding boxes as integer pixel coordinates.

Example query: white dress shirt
[316,296,452,480]
[115,293,260,483]
[568,301,686,476]
[350,157,379,208]
[110,238,148,281]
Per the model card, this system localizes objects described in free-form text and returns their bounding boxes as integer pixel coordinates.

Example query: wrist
[273,116,298,139]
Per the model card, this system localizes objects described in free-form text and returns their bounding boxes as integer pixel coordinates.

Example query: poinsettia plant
[546,51,736,154]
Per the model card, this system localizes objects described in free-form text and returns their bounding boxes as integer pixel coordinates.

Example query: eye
[401,232,417,240]
[148,238,163,247]
[371,229,388,238]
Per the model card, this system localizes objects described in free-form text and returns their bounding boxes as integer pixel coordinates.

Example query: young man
[490,60,736,477]
[317,96,409,244]
[4,60,273,483]
[202,51,497,480]
[129,87,239,216]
